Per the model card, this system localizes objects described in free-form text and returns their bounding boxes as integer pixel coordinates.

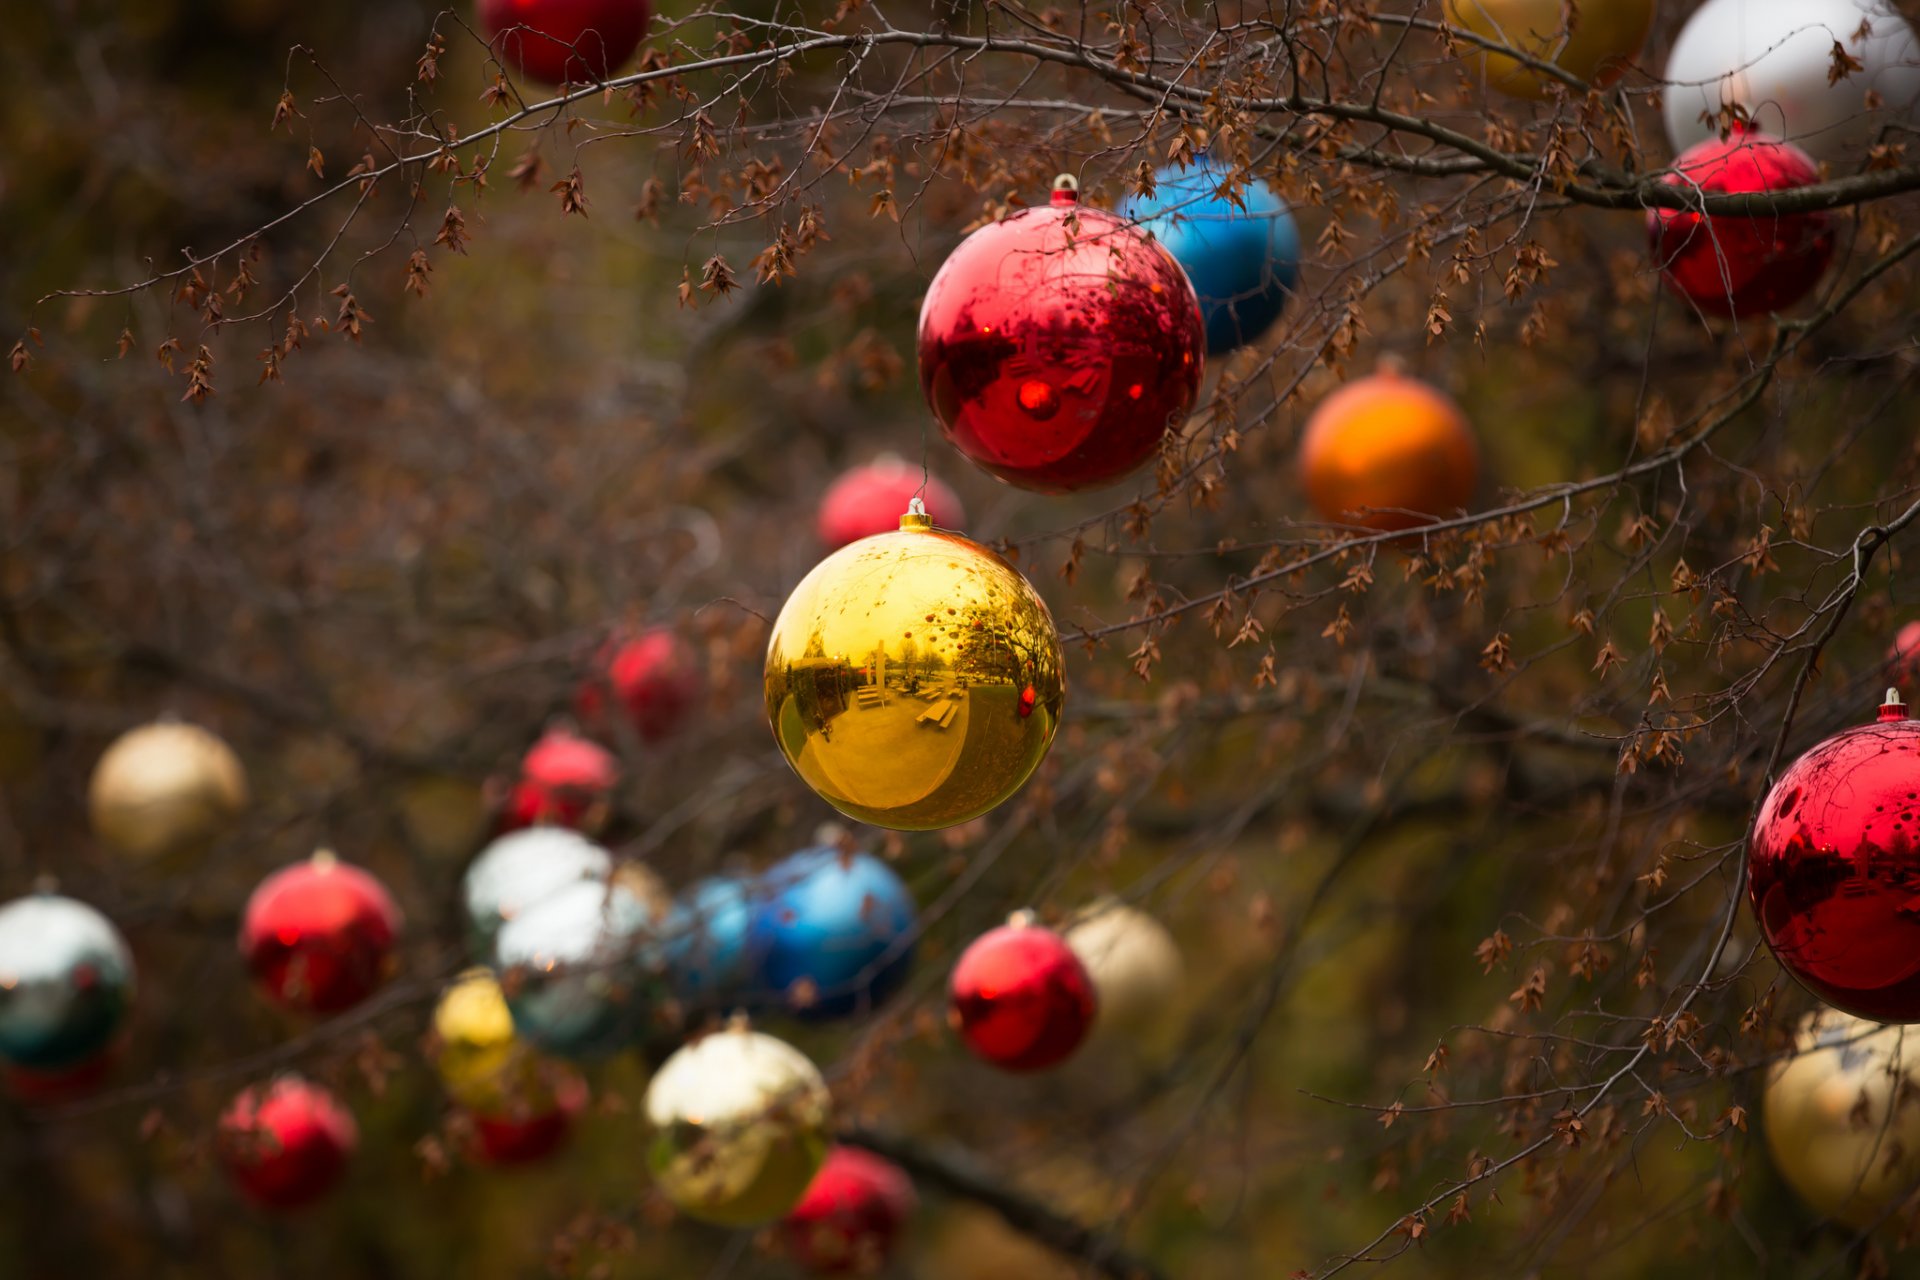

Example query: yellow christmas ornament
[764,505,1065,831]
[430,968,546,1113]
[88,719,248,860]
[1446,0,1655,100]
[1764,1009,1920,1228]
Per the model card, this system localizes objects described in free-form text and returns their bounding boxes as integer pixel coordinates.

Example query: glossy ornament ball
[4,1051,119,1103]
[765,512,1065,831]
[88,720,247,861]
[469,1070,588,1167]
[218,1077,357,1211]
[240,851,402,1015]
[819,456,967,550]
[500,727,617,834]
[1663,0,1920,163]
[478,0,650,86]
[1749,692,1920,1021]
[1063,899,1185,1051]
[644,1025,832,1227]
[1448,0,1655,99]
[577,628,702,743]
[917,177,1206,493]
[0,893,136,1073]
[431,967,548,1112]
[1649,129,1834,319]
[782,1146,917,1276]
[749,847,917,1021]
[1765,1010,1920,1226]
[666,875,756,1010]
[1119,156,1300,357]
[494,872,669,1058]
[1298,368,1480,532]
[949,917,1096,1072]
[1888,620,1920,689]
[462,827,614,953]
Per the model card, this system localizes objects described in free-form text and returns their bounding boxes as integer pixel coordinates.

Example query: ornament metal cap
[1006,908,1039,929]
[1050,173,1079,207]
[899,498,933,532]
[310,847,340,870]
[1879,688,1909,723]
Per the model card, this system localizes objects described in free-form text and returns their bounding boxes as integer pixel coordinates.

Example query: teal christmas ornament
[666,876,756,1010]
[1120,156,1300,357]
[748,846,917,1021]
[494,870,671,1058]
[0,892,136,1072]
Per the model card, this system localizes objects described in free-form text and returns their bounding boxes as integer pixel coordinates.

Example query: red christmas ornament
[3,1050,118,1103]
[948,916,1096,1071]
[1648,129,1833,319]
[1749,690,1920,1021]
[500,727,617,832]
[817,457,966,549]
[1888,621,1920,690]
[917,176,1206,493]
[477,0,650,86]
[782,1146,917,1276]
[240,851,403,1015]
[218,1077,358,1211]
[576,628,701,743]
[469,1072,587,1167]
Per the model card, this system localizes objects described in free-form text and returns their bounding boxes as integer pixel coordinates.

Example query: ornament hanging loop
[1050,173,1080,206]
[1880,688,1909,723]
[900,498,933,532]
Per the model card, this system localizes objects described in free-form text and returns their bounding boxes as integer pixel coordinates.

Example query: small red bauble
[218,1077,358,1211]
[782,1146,917,1276]
[501,727,617,832]
[477,0,650,86]
[817,457,966,549]
[469,1072,587,1167]
[1648,129,1833,319]
[240,851,403,1015]
[1749,691,1920,1021]
[948,917,1096,1071]
[576,629,701,743]
[917,177,1206,493]
[3,1050,118,1103]
[1888,621,1920,690]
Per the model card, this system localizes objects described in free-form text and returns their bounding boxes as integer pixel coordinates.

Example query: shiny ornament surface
[1648,129,1834,319]
[88,720,247,861]
[1663,0,1920,162]
[240,852,402,1015]
[917,179,1206,493]
[666,875,756,1009]
[469,1070,587,1167]
[782,1146,917,1276]
[644,1025,832,1227]
[765,513,1065,831]
[577,628,702,743]
[218,1077,357,1211]
[749,847,917,1021]
[494,872,669,1058]
[0,893,135,1072]
[431,967,550,1112]
[1063,899,1185,1051]
[1764,1010,1920,1226]
[1448,0,1655,99]
[1749,692,1920,1021]
[1119,156,1300,356]
[818,456,967,550]
[949,919,1096,1072]
[500,727,617,833]
[1888,621,1920,689]
[1298,368,1480,532]
[462,827,614,952]
[478,0,649,85]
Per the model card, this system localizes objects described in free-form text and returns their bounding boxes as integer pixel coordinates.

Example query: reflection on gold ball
[88,721,247,860]
[644,1025,831,1227]
[764,513,1065,831]
[1447,0,1655,100]
[1064,899,1186,1054]
[431,968,546,1113]
[1764,1009,1920,1228]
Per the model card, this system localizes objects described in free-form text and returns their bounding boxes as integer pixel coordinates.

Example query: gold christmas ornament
[643,1024,832,1227]
[1064,899,1186,1053]
[1446,0,1655,100]
[1764,1009,1920,1228]
[430,968,547,1113]
[764,509,1065,830]
[88,720,248,860]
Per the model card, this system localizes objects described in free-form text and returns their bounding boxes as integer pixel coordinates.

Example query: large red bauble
[1749,693,1920,1021]
[782,1146,917,1276]
[218,1077,358,1211]
[576,629,701,743]
[948,919,1096,1071]
[469,1072,586,1167]
[817,457,966,549]
[239,852,403,1015]
[477,0,650,87]
[1648,129,1833,319]
[501,727,617,832]
[917,180,1206,493]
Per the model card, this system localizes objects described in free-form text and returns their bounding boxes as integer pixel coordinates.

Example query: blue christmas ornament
[0,893,136,1072]
[1120,156,1300,357]
[665,876,755,1010]
[748,847,917,1021]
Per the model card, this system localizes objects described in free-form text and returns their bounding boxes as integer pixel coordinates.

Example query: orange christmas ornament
[1297,365,1479,533]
